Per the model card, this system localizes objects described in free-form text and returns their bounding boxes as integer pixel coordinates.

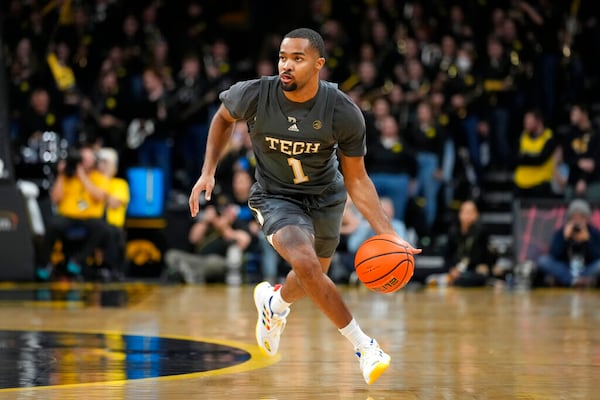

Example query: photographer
[164,169,261,285]
[536,199,600,287]
[37,143,112,280]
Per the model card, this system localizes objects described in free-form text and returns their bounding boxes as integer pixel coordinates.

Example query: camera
[572,224,582,234]
[63,149,82,177]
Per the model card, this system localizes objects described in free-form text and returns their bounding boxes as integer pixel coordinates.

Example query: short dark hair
[284,28,326,58]
[571,103,589,115]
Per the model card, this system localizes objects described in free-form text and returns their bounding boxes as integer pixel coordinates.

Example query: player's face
[278,37,324,92]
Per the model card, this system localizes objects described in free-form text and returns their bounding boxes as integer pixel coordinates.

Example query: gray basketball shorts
[247,182,347,258]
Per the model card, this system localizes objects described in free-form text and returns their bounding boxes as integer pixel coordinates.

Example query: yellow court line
[0,328,280,393]
[0,300,87,308]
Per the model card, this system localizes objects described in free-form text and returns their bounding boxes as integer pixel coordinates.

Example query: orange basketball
[354,234,415,293]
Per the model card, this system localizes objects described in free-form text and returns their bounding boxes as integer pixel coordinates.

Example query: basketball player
[188,28,421,384]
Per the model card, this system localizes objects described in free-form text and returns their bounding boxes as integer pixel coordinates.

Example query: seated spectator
[347,197,414,254]
[536,199,600,288]
[334,197,416,284]
[513,109,561,198]
[561,104,600,201]
[164,169,261,285]
[97,147,130,281]
[37,143,112,280]
[426,199,496,287]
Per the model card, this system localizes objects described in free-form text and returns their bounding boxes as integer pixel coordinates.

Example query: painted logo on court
[0,330,274,390]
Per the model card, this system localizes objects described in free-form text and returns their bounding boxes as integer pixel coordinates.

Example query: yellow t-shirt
[57,170,109,219]
[514,129,555,188]
[106,177,130,228]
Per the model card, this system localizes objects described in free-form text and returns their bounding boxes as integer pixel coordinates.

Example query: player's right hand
[188,175,215,218]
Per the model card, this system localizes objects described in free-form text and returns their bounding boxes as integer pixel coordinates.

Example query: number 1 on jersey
[287,157,309,184]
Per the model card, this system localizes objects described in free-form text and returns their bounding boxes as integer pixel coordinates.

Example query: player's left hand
[384,233,422,255]
[398,238,422,255]
[188,175,215,218]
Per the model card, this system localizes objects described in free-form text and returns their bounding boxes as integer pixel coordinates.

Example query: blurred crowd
[2,0,600,285]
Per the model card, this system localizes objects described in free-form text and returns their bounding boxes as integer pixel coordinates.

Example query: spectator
[347,59,386,110]
[116,14,146,101]
[513,109,561,198]
[143,36,175,91]
[399,59,431,127]
[97,147,130,281]
[37,143,112,280]
[203,37,236,112]
[170,51,217,190]
[406,100,447,233]
[426,199,496,287]
[54,4,100,95]
[45,39,83,146]
[434,35,458,83]
[515,0,563,123]
[16,87,59,147]
[475,34,518,167]
[80,68,128,153]
[536,199,600,288]
[127,66,174,202]
[14,87,61,172]
[365,113,417,223]
[443,3,475,44]
[497,15,534,121]
[442,43,483,180]
[7,37,43,140]
[320,19,353,83]
[561,104,600,201]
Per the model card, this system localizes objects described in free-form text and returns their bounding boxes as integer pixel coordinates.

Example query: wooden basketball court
[0,281,598,399]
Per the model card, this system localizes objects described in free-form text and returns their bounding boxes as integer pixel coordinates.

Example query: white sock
[270,286,291,314]
[339,318,371,349]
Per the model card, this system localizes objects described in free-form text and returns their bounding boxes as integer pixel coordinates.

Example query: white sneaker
[254,281,290,356]
[355,338,391,384]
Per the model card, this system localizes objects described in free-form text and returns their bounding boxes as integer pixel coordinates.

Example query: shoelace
[270,313,286,331]
[356,340,380,363]
[265,297,289,332]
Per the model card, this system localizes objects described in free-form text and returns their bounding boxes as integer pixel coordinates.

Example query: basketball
[354,234,415,293]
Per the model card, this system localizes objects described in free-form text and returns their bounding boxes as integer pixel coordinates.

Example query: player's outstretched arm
[189,104,237,217]
[339,154,421,255]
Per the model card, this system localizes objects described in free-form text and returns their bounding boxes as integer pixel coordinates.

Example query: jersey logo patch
[287,116,299,132]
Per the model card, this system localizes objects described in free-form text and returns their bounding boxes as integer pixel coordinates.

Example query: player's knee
[291,257,323,282]
[274,225,314,251]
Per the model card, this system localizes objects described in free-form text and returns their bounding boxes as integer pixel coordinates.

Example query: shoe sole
[366,355,391,384]
[254,282,275,357]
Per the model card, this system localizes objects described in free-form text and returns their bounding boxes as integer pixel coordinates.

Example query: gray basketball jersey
[219,76,366,196]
